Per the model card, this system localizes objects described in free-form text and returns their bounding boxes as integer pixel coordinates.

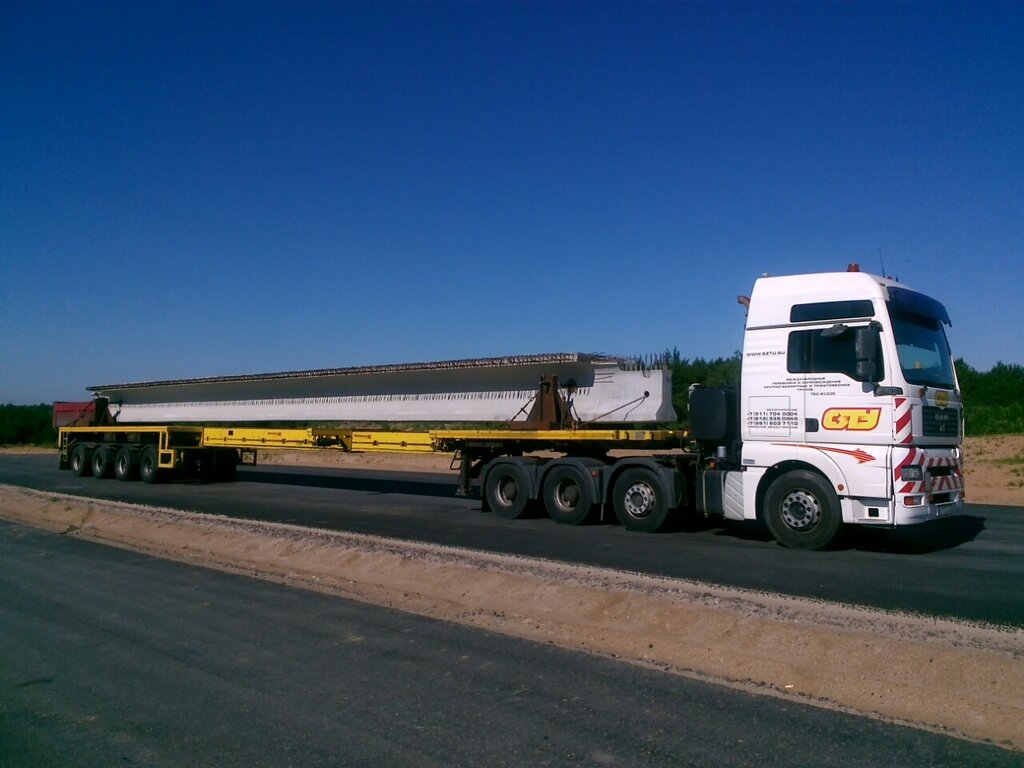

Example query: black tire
[139,446,161,484]
[763,470,843,550]
[484,462,532,519]
[91,447,114,478]
[542,464,597,525]
[70,444,92,477]
[611,467,671,532]
[114,446,137,481]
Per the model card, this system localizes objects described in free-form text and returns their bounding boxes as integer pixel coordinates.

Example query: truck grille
[922,406,960,438]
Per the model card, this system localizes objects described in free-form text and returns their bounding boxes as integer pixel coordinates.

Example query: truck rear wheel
[764,470,843,550]
[91,447,114,478]
[69,444,91,477]
[542,465,596,525]
[612,467,670,532]
[484,463,531,519]
[114,446,137,481]
[139,446,161,484]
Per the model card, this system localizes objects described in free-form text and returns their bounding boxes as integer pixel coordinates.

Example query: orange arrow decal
[817,446,876,464]
[776,444,877,464]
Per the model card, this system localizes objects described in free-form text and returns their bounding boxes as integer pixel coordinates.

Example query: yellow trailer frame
[198,426,682,452]
[59,423,685,490]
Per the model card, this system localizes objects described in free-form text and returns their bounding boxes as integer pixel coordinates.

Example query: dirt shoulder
[1,485,1021,750]
[962,435,1024,506]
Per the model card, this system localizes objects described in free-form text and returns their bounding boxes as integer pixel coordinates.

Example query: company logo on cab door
[822,407,882,431]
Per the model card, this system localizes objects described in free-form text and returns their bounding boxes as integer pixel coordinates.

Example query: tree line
[0,404,58,445]
[1,359,1021,445]
[954,361,1024,435]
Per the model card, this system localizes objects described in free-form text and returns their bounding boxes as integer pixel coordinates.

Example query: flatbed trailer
[58,423,692,531]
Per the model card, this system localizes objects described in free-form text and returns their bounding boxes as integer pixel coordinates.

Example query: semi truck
[56,266,964,550]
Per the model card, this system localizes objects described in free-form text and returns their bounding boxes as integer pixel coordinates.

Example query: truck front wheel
[612,467,670,532]
[764,470,843,550]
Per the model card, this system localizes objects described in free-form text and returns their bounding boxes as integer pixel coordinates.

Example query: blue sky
[2,1,1022,405]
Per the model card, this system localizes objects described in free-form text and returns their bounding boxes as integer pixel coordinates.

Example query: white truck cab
[691,266,964,549]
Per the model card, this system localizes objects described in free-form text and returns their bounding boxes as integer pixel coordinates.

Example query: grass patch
[994,453,1024,466]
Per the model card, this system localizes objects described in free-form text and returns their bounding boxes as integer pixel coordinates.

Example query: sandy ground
[2,437,1022,749]
[961,435,1024,506]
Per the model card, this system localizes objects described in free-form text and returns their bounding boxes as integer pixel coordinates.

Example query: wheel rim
[553,478,581,513]
[779,489,822,530]
[622,482,655,519]
[116,455,128,475]
[496,476,519,507]
[71,450,83,472]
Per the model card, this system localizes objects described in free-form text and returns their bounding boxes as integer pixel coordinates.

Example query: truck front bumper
[893,492,965,525]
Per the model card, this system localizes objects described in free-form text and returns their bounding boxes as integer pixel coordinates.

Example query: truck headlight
[901,466,924,481]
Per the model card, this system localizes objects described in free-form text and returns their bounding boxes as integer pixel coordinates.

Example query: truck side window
[790,300,874,323]
[787,328,881,381]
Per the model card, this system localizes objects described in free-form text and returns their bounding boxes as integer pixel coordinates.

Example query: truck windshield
[888,307,957,390]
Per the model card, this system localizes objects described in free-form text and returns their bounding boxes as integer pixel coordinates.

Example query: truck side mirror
[856,359,877,382]
[855,327,880,383]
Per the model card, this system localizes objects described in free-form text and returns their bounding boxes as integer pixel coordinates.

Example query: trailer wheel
[542,465,596,525]
[70,444,91,477]
[484,463,531,519]
[114,446,137,481]
[139,446,161,484]
[764,470,843,550]
[612,467,670,532]
[91,447,114,478]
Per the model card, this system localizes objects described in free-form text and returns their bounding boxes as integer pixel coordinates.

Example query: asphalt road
[2,519,1018,767]
[2,454,1023,627]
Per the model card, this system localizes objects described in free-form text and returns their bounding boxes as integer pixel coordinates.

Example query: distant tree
[955,360,1024,435]
[638,348,741,426]
[0,404,58,445]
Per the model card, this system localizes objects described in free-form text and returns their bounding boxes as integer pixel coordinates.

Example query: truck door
[786,322,891,499]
